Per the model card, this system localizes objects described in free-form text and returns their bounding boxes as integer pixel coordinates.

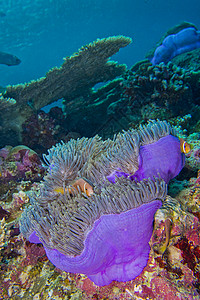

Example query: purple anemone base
[150,27,200,65]
[27,132,185,286]
[107,135,185,185]
[29,200,162,286]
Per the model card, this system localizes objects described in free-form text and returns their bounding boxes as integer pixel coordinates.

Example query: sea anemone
[20,120,185,286]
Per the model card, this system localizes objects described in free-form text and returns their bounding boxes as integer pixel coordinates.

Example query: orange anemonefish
[54,177,94,197]
[179,138,191,154]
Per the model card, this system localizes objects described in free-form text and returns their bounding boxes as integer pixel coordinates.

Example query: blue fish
[0,51,21,66]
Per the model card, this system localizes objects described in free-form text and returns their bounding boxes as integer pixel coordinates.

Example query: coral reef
[172,47,200,72]
[0,36,131,144]
[146,22,198,63]
[63,78,125,138]
[184,132,200,174]
[0,21,200,298]
[0,159,199,299]
[0,94,16,110]
[19,120,185,286]
[123,61,192,119]
[0,145,45,200]
[1,30,200,145]
[21,108,69,155]
[59,50,200,138]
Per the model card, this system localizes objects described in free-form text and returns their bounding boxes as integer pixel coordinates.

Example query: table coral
[0,35,131,144]
[0,94,16,110]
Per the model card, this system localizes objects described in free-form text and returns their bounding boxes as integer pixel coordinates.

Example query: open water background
[0,0,200,86]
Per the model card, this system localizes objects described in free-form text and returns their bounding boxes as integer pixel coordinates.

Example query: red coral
[0,146,45,184]
[175,236,200,288]
[22,108,68,155]
[24,241,48,265]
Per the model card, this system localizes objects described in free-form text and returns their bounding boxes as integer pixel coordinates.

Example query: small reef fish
[54,177,94,197]
[159,218,172,254]
[180,138,191,154]
[0,51,21,66]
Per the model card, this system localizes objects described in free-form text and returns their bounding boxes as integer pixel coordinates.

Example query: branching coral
[123,61,192,119]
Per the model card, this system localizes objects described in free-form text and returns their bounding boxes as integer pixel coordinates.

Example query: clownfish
[54,177,94,197]
[179,138,191,154]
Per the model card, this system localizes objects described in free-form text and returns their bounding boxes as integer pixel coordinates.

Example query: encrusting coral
[0,36,132,143]
[19,120,186,286]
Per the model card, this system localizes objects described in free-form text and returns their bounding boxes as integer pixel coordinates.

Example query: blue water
[0,0,200,87]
